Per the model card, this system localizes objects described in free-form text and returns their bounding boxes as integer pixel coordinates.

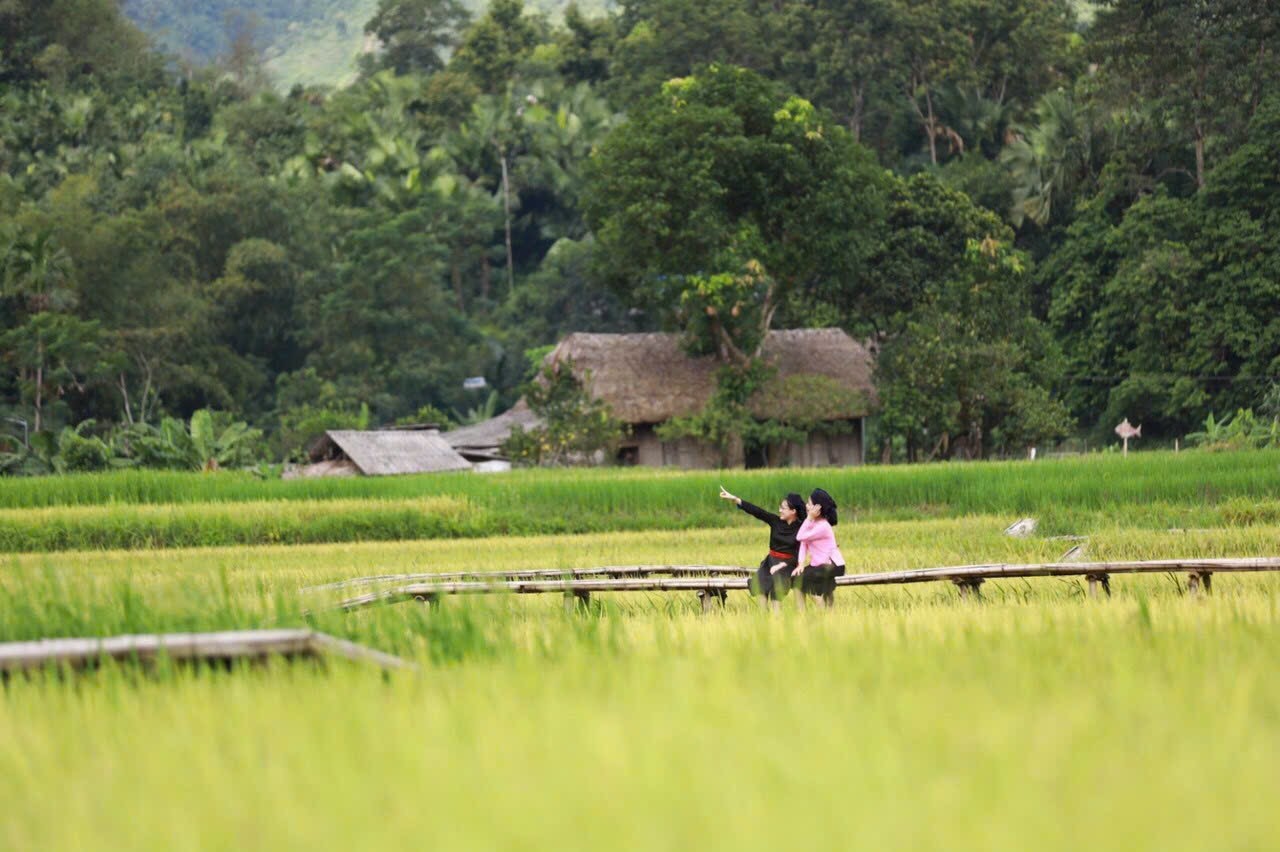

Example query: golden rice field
[2,459,1279,850]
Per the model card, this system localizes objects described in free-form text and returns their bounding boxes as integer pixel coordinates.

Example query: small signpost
[1114,418,1142,456]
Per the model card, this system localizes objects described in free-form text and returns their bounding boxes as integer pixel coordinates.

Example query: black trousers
[749,555,795,600]
[799,562,846,598]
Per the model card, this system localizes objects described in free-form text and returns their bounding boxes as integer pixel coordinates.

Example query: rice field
[2,455,1279,850]
[5,449,1280,551]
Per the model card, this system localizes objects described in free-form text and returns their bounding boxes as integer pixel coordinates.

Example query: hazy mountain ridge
[121,0,613,88]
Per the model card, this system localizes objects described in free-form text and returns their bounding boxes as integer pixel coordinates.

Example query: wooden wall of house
[624,425,729,469]
[618,422,862,469]
[779,420,863,467]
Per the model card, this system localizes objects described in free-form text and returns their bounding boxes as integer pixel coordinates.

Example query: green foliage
[1091,0,1280,190]
[586,65,888,363]
[4,0,1280,471]
[1185,409,1280,452]
[395,404,455,429]
[451,0,543,93]
[51,419,116,472]
[362,0,471,77]
[1002,89,1110,227]
[126,409,267,471]
[1046,95,1280,437]
[877,235,1073,460]
[454,390,500,425]
[503,358,627,465]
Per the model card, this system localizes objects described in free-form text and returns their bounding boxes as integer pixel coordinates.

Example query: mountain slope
[122,0,614,89]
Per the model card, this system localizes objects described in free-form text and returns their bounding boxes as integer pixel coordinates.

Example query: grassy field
[4,450,1280,551]
[2,457,1279,850]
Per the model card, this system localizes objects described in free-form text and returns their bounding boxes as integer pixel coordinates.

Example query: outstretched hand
[719,487,740,504]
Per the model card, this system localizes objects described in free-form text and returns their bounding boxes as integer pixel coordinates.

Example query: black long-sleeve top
[738,499,801,564]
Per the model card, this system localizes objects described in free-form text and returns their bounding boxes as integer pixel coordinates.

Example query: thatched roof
[547,329,876,424]
[310,430,472,475]
[443,400,542,455]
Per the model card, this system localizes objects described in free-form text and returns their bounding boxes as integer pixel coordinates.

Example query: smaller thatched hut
[290,429,472,478]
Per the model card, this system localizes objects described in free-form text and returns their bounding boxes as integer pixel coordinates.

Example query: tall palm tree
[451,90,523,295]
[1002,91,1104,227]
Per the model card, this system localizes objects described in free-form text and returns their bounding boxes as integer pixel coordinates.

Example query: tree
[293,204,492,423]
[450,0,541,94]
[0,227,103,432]
[556,3,616,87]
[609,0,773,104]
[502,358,627,466]
[450,90,527,295]
[219,10,272,94]
[858,173,1004,333]
[877,237,1073,460]
[1,312,108,434]
[1092,0,1280,189]
[362,0,471,77]
[791,0,896,144]
[585,65,888,365]
[887,0,971,166]
[1002,90,1109,227]
[1045,95,1280,437]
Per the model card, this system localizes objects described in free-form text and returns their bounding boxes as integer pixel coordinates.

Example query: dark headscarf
[784,493,805,519]
[810,488,838,526]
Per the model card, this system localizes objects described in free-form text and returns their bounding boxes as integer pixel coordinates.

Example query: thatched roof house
[449,329,876,469]
[549,329,875,424]
[293,429,472,478]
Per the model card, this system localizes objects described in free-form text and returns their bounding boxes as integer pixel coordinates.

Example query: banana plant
[130,409,265,471]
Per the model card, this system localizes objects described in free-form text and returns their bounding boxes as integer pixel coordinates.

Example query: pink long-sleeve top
[796,517,844,568]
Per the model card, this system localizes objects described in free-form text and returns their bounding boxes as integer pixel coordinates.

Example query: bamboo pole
[0,630,414,674]
[304,565,753,593]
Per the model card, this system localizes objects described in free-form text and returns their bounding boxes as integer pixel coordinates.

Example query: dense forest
[2,0,1279,471]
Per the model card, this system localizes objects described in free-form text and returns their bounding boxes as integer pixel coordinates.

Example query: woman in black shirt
[719,487,806,608]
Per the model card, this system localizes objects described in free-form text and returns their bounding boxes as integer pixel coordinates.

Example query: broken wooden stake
[1004,518,1038,538]
[1061,544,1088,562]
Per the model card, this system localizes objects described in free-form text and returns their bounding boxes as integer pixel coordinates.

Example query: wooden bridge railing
[324,557,1280,613]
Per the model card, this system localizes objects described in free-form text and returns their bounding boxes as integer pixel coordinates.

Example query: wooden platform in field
[325,557,1280,612]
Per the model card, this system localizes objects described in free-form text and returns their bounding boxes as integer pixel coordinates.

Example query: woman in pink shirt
[791,488,846,607]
